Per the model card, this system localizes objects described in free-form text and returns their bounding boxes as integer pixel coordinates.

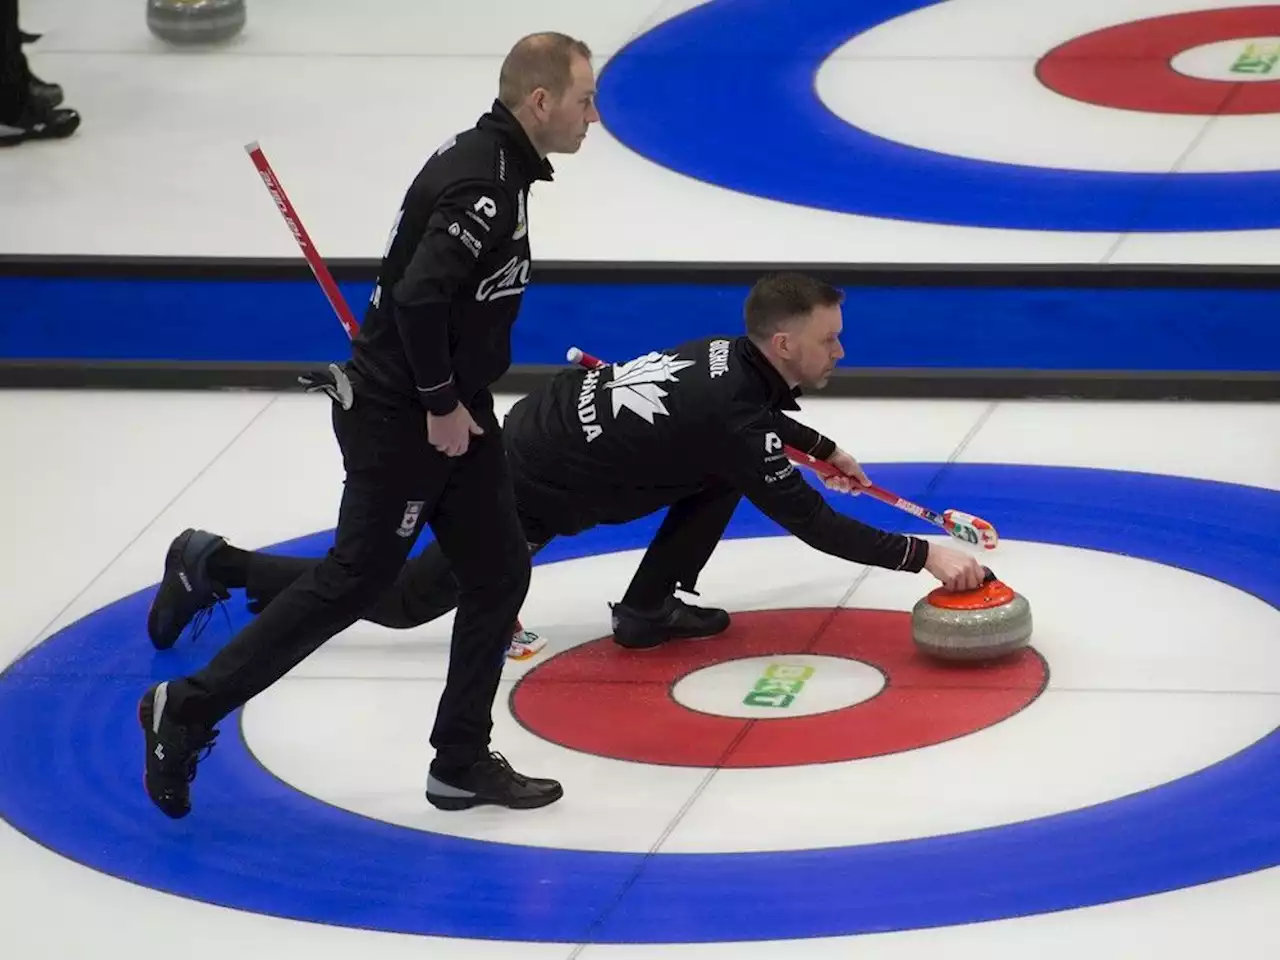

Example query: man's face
[776,304,845,389]
[540,55,600,153]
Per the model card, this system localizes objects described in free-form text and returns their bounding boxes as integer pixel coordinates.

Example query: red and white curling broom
[244,141,546,660]
[565,346,999,551]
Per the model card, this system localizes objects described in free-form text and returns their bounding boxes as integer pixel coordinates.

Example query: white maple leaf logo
[605,352,696,423]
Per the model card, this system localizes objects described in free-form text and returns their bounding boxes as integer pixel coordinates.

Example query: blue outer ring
[1,464,1278,943]
[594,0,1280,232]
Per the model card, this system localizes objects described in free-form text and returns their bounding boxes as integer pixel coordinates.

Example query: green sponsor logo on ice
[743,663,815,709]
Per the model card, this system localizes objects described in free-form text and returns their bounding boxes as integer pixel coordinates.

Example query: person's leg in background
[144,393,566,658]
[1,0,79,146]
[144,523,554,652]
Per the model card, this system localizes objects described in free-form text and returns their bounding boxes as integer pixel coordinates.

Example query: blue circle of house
[593,0,1280,232]
[0,464,1277,943]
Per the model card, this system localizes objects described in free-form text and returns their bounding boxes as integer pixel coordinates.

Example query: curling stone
[911,568,1032,662]
[146,0,246,45]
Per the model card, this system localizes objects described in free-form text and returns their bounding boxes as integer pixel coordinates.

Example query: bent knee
[312,551,404,606]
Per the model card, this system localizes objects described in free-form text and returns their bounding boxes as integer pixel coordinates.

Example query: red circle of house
[1036,7,1280,115]
[508,608,1048,769]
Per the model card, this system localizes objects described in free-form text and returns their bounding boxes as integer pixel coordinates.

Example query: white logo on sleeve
[473,195,498,219]
[762,431,793,482]
[476,255,530,301]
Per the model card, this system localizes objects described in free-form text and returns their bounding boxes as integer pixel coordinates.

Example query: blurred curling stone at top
[912,567,1033,662]
[147,0,246,45]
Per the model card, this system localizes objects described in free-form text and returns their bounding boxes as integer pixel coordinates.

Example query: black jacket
[350,100,553,415]
[504,335,931,573]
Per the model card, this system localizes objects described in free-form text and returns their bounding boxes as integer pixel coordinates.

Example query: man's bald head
[497,32,599,157]
[498,32,594,110]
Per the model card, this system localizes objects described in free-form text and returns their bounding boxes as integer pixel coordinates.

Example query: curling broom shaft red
[245,141,361,341]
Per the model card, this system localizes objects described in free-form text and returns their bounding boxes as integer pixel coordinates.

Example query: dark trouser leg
[621,480,742,609]
[368,529,552,630]
[233,546,466,630]
[366,542,463,628]
[240,546,463,630]
[380,479,556,631]
[425,412,533,773]
[0,0,29,121]
[164,397,448,727]
[233,528,550,631]
[241,554,312,607]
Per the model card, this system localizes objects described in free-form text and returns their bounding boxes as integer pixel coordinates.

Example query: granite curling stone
[911,567,1032,662]
[147,0,246,45]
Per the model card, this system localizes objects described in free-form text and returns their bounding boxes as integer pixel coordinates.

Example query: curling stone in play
[147,0,246,45]
[911,568,1032,662]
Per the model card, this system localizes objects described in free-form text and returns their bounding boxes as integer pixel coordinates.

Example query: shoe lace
[184,729,220,784]
[186,586,232,646]
[486,750,530,782]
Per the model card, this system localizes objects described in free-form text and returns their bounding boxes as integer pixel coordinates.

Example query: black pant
[616,479,743,608]
[166,387,531,773]
[0,0,28,121]
[234,474,742,632]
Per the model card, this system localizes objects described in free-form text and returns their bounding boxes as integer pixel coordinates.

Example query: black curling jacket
[503,334,931,573]
[351,99,552,415]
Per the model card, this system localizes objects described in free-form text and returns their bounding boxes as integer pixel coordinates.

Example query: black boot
[610,594,730,649]
[0,100,79,147]
[138,682,220,819]
[28,73,62,109]
[426,752,563,811]
[146,529,231,649]
[17,29,63,107]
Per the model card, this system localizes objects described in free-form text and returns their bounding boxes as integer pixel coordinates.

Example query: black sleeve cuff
[898,536,930,573]
[810,434,837,461]
[417,378,460,416]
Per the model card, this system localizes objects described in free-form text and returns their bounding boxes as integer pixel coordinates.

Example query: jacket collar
[477,99,555,183]
[737,336,802,411]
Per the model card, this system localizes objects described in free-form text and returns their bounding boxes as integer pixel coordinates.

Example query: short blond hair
[498,32,593,108]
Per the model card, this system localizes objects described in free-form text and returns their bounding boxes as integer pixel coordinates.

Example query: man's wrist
[418,377,460,416]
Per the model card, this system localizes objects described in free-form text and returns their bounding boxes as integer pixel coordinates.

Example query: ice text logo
[743,663,815,708]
